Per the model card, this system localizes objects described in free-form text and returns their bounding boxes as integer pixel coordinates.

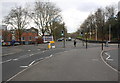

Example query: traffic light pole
[63,22,65,48]
[86,35,87,49]
[118,11,120,48]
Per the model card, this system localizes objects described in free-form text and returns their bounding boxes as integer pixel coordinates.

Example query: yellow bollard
[48,43,51,49]
[50,41,55,48]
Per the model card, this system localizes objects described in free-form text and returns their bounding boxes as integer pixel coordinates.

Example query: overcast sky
[0,0,120,33]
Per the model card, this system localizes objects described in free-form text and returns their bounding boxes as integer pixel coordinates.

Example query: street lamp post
[118,11,120,48]
[62,22,65,48]
[102,14,105,50]
[85,33,87,49]
[109,24,111,42]
[95,24,98,41]
[102,25,104,50]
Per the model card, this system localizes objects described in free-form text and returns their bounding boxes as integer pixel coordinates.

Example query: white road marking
[28,50,31,51]
[1,59,12,64]
[28,61,35,66]
[20,61,36,68]
[100,51,119,73]
[45,54,53,59]
[12,58,18,61]
[50,54,53,57]
[29,54,34,56]
[8,54,52,81]
[43,51,45,53]
[3,53,15,56]
[105,52,113,61]
[20,66,28,68]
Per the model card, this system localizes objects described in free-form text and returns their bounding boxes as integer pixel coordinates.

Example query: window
[22,37,25,40]
[29,36,32,40]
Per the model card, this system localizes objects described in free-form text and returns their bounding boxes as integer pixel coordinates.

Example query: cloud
[52,0,119,33]
[1,0,120,33]
[62,8,89,33]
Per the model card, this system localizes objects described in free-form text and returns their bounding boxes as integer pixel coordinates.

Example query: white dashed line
[12,58,18,61]
[3,53,15,56]
[29,54,34,56]
[1,59,12,64]
[28,50,31,51]
[20,66,28,68]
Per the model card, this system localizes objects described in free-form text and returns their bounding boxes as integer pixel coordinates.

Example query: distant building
[1,26,39,45]
[0,25,12,42]
[0,25,7,30]
[16,27,39,44]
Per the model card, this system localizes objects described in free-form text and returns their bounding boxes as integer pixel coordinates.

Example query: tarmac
[10,46,118,81]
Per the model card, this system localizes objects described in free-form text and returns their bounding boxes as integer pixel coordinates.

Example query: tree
[95,8,105,40]
[78,5,118,41]
[53,22,67,40]
[3,6,29,43]
[2,29,11,42]
[104,6,116,40]
[30,1,62,36]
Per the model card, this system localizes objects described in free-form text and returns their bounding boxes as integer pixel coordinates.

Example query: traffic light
[61,30,64,36]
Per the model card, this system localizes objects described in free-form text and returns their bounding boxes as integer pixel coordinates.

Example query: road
[2,40,82,81]
[2,44,66,81]
[10,43,118,81]
[2,40,119,82]
[102,44,119,72]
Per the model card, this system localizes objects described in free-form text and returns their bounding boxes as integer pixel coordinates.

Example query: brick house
[1,25,39,45]
[1,25,12,42]
[17,27,39,44]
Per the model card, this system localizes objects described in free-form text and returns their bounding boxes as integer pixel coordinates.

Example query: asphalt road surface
[2,40,82,81]
[10,45,118,81]
[1,40,119,82]
[2,44,66,81]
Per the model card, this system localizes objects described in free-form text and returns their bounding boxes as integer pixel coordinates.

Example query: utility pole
[95,24,98,41]
[118,11,120,48]
[102,25,104,50]
[109,24,111,42]
[85,33,87,49]
[62,22,65,48]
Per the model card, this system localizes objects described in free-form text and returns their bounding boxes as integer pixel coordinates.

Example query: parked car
[66,37,72,41]
[14,42,20,46]
[57,38,64,41]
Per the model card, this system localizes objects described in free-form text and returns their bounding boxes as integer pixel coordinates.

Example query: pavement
[10,46,118,81]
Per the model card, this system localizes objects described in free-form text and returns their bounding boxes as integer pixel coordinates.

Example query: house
[1,26,39,45]
[16,27,39,44]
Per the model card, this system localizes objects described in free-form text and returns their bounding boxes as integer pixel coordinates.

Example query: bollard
[50,41,55,49]
[105,41,108,47]
[48,43,51,49]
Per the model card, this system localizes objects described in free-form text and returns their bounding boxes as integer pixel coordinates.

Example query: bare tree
[3,6,29,43]
[95,8,105,39]
[30,1,62,36]
[105,6,116,21]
